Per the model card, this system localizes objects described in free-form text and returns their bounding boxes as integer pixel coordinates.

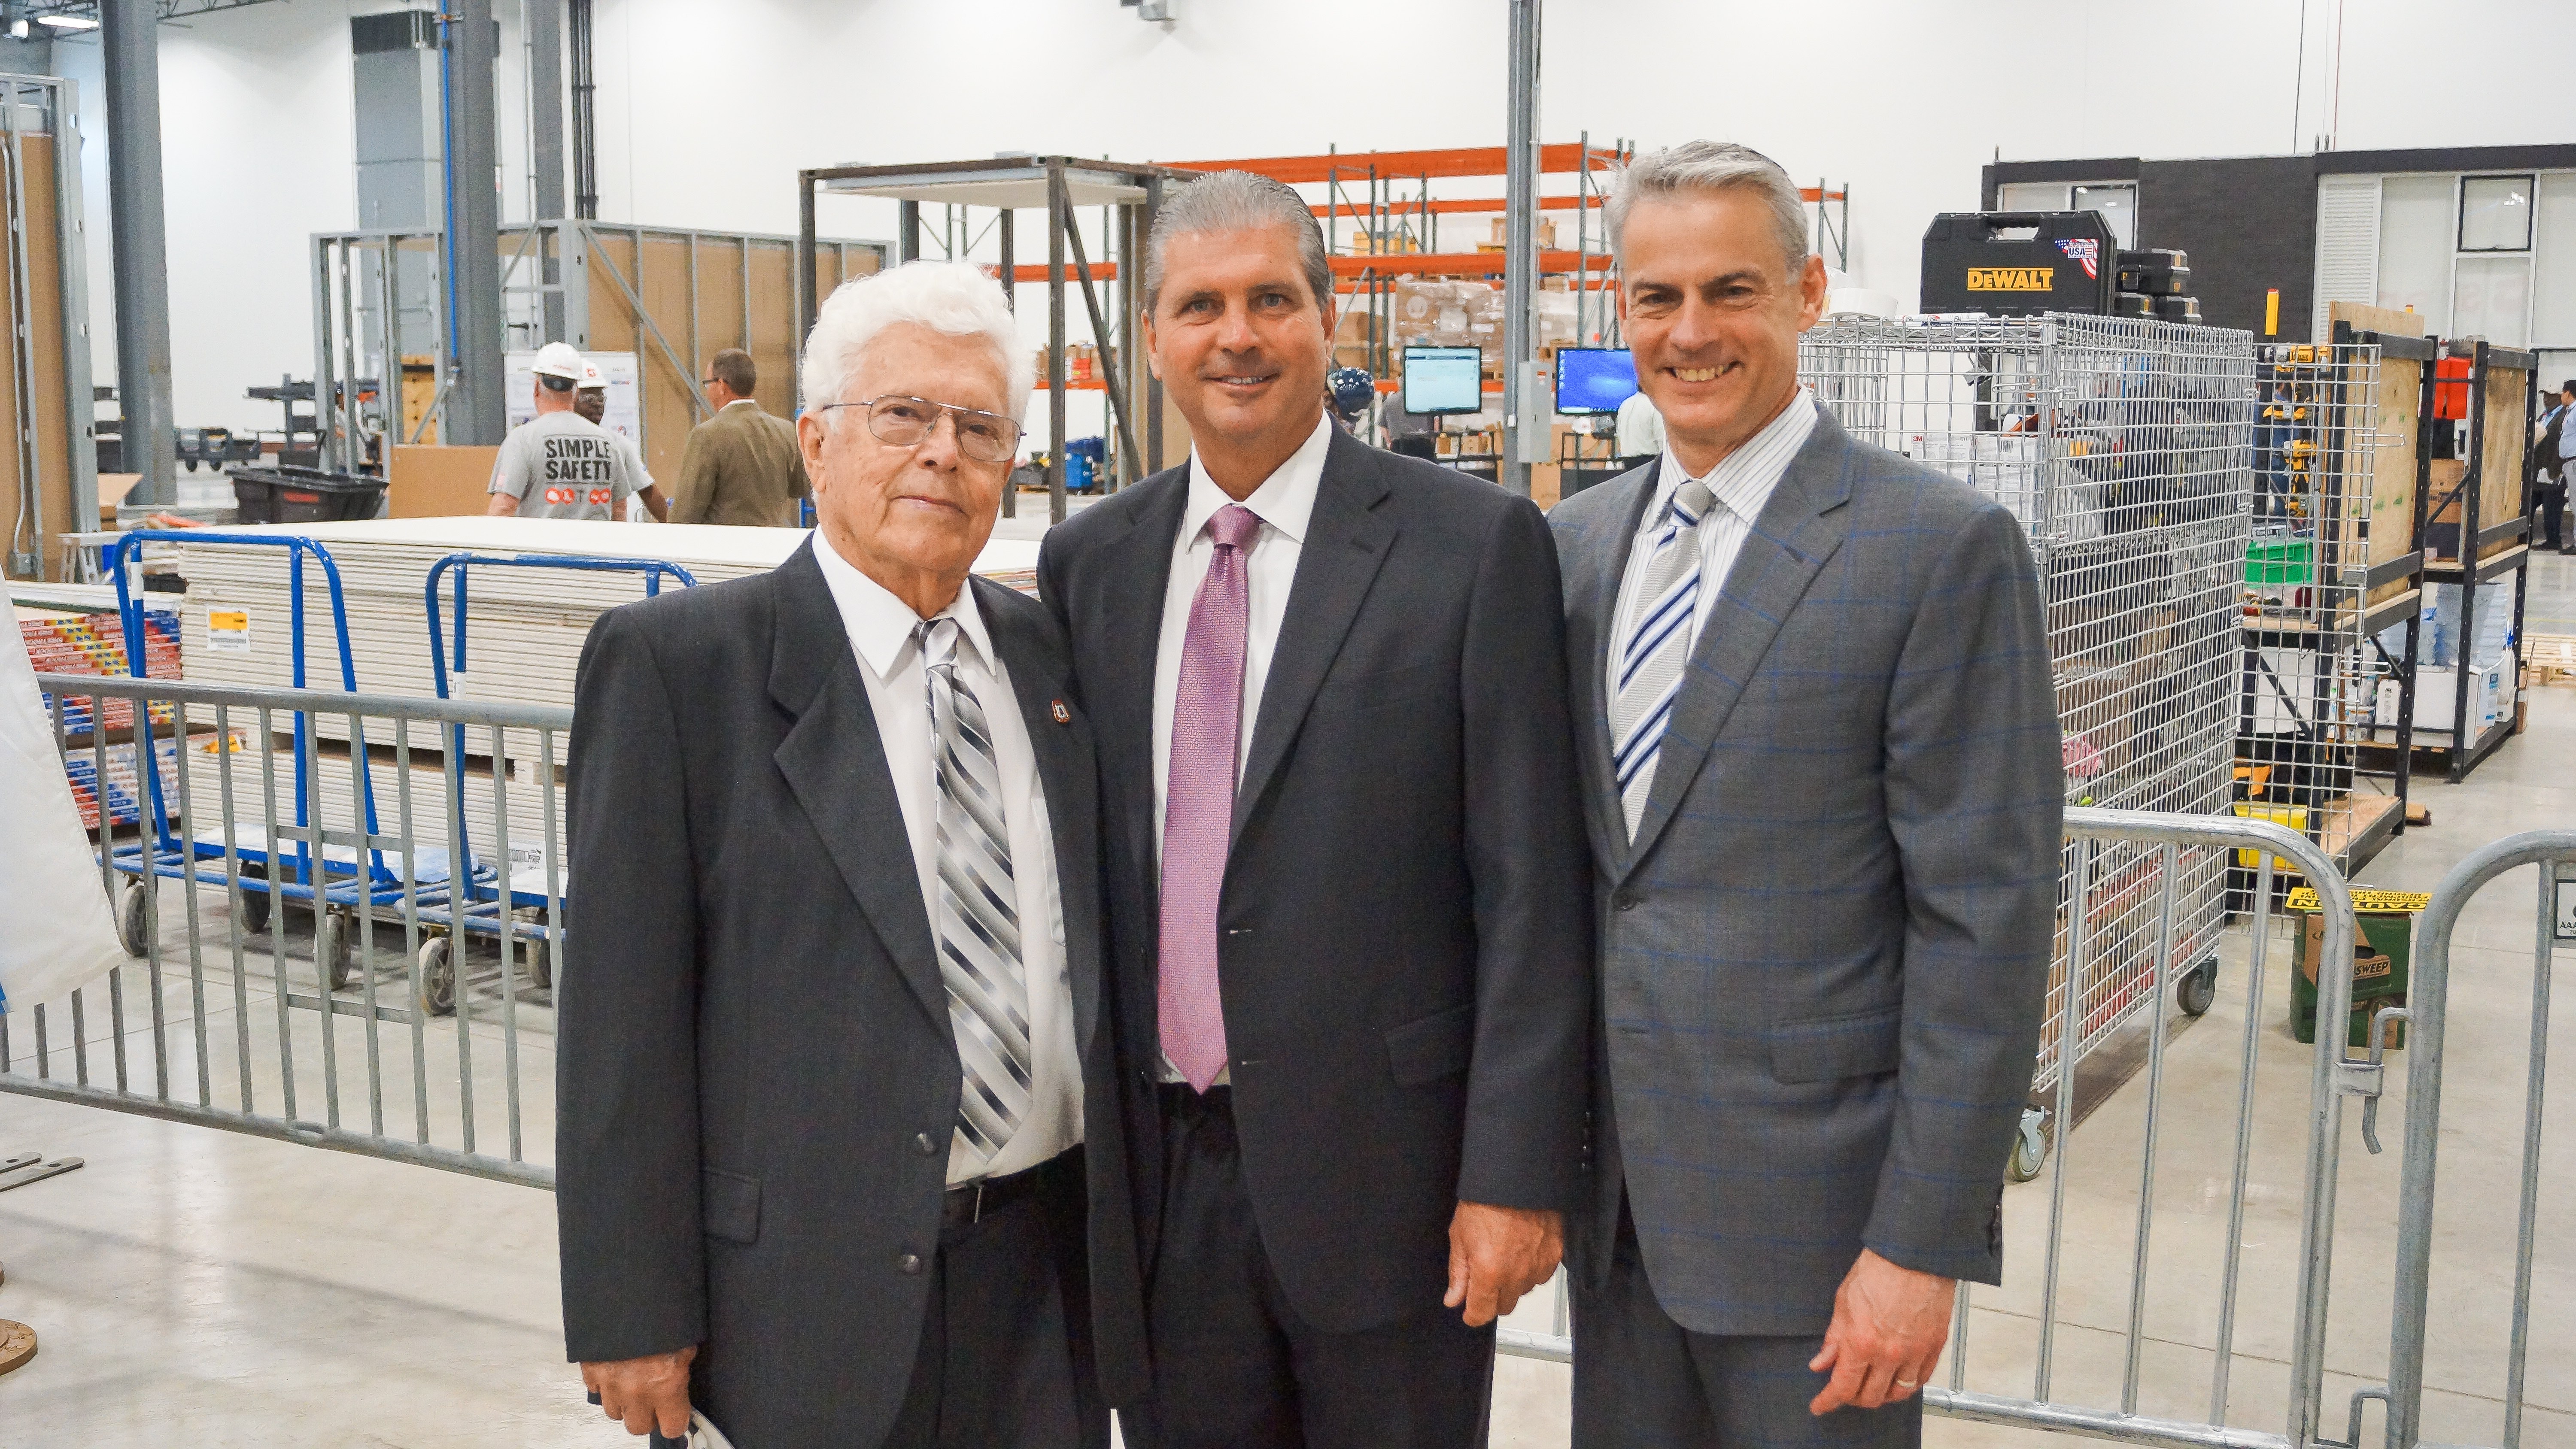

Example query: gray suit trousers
[1571,1202,1917,1448]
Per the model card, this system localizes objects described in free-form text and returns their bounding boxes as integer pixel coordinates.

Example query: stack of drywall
[168,516,1041,758]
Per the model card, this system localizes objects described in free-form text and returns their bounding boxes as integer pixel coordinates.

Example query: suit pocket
[1385,1002,1476,1086]
[1768,1006,1902,1084]
[702,1168,761,1244]
[1312,661,1450,715]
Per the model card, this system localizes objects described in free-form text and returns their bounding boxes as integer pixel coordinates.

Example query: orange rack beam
[1165,143,1615,183]
[1005,249,1614,285]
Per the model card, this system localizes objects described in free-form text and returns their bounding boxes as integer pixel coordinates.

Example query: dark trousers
[2540,481,2567,550]
[885,1147,1107,1449]
[1121,1085,1495,1449]
[1570,1198,1918,1449]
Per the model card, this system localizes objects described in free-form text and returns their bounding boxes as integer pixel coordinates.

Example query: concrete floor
[4,552,2571,1448]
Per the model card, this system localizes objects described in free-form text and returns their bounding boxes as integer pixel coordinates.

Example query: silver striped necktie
[919,617,1031,1170]
[1609,478,1716,839]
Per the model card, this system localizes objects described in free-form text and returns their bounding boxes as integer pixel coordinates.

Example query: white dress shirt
[811,535,1080,1185]
[1607,388,1817,706]
[1148,410,1334,1084]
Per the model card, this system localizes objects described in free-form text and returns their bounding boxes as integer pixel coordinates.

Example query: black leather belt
[942,1159,1045,1234]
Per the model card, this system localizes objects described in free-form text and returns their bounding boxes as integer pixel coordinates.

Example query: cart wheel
[417,936,457,1018]
[233,868,271,936]
[2007,1107,2050,1184]
[318,912,356,991]
[2178,957,2219,1018]
[115,881,152,958]
[530,946,553,991]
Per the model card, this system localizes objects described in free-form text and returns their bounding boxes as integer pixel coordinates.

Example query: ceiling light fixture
[37,13,100,29]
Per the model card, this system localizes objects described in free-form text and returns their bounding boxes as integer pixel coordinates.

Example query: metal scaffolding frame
[796,156,1195,525]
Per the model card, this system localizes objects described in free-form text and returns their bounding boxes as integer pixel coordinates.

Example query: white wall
[68,0,2576,437]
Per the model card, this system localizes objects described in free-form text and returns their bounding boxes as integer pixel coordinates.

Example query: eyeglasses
[817,394,1023,465]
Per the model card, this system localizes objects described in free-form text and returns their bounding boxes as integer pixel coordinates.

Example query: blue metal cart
[402,552,698,1015]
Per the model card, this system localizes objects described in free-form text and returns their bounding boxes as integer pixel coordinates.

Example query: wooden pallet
[2527,634,2576,687]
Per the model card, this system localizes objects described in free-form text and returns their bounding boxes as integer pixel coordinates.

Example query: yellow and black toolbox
[1919,211,2118,317]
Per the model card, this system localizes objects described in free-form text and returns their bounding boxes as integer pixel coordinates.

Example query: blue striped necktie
[1610,478,1716,839]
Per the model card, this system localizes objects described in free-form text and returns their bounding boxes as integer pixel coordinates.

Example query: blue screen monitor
[1554,348,1639,415]
[1401,347,1485,415]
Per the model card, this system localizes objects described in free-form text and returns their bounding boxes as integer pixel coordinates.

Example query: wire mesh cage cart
[1800,314,2252,1178]
[2239,333,2424,890]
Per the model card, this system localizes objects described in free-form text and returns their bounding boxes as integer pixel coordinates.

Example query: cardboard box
[389,445,502,518]
[2287,888,2424,1047]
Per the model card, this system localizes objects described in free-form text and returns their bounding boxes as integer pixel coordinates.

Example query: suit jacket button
[897,1252,925,1276]
[1614,890,1640,911]
[913,1132,939,1156]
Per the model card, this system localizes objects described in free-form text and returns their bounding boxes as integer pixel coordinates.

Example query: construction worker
[486,342,668,521]
[576,360,669,521]
[671,348,807,526]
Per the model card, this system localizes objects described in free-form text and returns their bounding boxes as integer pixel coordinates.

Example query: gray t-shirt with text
[488,410,638,521]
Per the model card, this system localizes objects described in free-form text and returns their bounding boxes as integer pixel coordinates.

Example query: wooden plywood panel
[0,131,71,581]
[748,240,800,416]
[2478,361,2528,560]
[697,238,746,383]
[2330,302,2428,605]
[389,445,501,518]
[635,233,702,486]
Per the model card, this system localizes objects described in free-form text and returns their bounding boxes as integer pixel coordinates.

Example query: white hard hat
[579,359,605,389]
[530,341,588,381]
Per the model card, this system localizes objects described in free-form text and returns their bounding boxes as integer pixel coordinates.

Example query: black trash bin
[226,465,387,524]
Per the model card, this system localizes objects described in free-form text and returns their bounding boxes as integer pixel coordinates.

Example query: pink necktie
[1161,504,1262,1093]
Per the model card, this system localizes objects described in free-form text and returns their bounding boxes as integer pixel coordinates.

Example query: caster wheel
[233,867,270,936]
[531,946,553,991]
[2007,1107,2050,1184]
[116,880,152,958]
[318,912,356,991]
[2177,957,2219,1017]
[417,936,457,1017]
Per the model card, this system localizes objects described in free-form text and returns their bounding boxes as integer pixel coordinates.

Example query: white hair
[1604,141,1809,275]
[799,259,1032,423]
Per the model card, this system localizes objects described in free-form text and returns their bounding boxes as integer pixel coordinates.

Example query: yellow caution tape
[2285,887,2431,913]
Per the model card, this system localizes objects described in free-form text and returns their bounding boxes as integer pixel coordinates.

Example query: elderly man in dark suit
[1038,170,1591,1447]
[1548,142,2063,1445]
[557,260,1136,1448]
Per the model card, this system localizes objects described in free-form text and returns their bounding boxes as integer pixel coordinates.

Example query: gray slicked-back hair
[1143,170,1334,316]
[1604,141,1809,275]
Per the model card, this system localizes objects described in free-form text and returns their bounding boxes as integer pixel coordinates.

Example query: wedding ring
[1894,1377,1919,1389]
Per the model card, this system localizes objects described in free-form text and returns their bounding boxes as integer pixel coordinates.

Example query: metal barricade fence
[2385,829,2576,1449]
[7,670,570,1188]
[10,681,2458,1449]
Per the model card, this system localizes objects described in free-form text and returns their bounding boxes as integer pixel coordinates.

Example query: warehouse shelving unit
[795,156,1195,523]
[1801,314,2252,1153]
[2407,336,2537,782]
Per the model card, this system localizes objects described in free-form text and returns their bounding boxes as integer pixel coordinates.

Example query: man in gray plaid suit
[1549,141,2063,1445]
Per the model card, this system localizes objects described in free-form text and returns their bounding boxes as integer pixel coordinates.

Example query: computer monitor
[1554,348,1639,415]
[1400,347,1484,415]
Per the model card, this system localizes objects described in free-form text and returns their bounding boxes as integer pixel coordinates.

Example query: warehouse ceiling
[14,0,293,24]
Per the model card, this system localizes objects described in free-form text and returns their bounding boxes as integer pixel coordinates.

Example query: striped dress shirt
[1605,388,1820,709]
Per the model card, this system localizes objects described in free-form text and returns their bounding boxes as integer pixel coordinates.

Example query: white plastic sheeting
[0,618,124,1012]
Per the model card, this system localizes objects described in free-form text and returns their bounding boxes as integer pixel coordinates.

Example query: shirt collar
[1182,411,1333,549]
[1650,387,1817,526]
[809,532,993,682]
[720,398,759,412]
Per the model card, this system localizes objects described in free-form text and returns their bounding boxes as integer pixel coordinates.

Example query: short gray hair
[1144,170,1334,316]
[799,259,1033,423]
[1604,141,1809,275]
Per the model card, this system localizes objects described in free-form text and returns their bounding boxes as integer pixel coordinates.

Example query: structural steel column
[102,0,174,506]
[998,207,1015,519]
[1046,162,1067,525]
[1499,0,1542,498]
[568,0,597,219]
[527,0,566,340]
[444,0,506,444]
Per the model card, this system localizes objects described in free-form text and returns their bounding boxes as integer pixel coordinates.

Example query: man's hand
[1808,1249,1954,1415]
[583,1345,696,1438]
[1443,1201,1563,1327]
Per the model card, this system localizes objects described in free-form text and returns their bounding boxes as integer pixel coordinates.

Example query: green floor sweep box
[2285,887,2426,1049]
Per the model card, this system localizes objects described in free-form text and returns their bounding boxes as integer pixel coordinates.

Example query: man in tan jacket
[672,348,809,526]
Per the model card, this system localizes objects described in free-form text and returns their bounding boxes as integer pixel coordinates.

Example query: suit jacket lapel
[974,575,1106,1063]
[1568,458,1664,879]
[1233,430,1396,842]
[1622,412,1858,875]
[766,539,948,1029]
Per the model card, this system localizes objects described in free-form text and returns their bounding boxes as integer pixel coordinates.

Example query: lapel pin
[1051,699,1072,725]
